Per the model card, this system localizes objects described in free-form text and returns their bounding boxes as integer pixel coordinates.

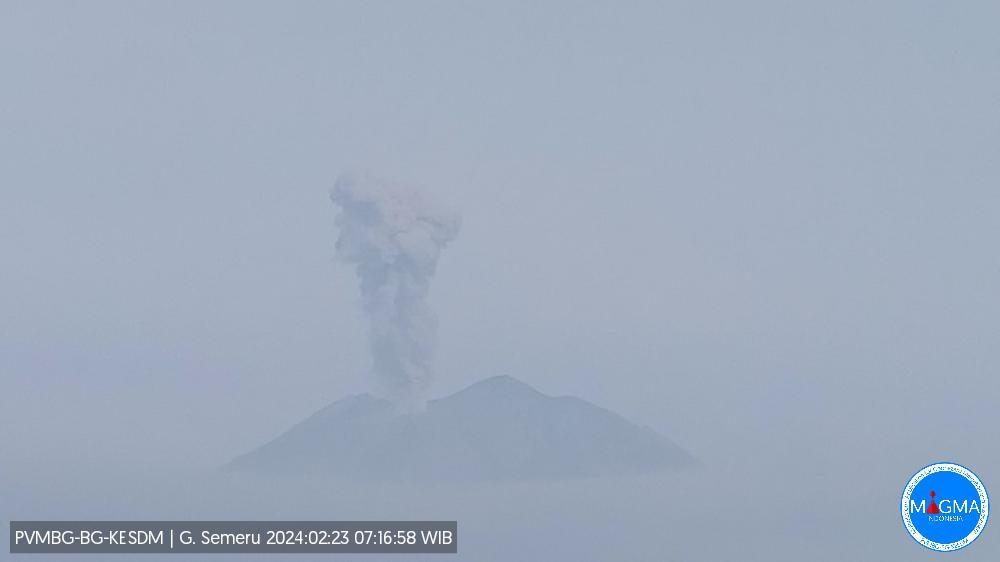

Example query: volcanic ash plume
[330,173,460,412]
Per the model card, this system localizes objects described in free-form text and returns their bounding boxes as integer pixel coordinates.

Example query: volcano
[228,376,697,481]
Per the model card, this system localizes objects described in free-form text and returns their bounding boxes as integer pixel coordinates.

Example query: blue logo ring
[901,462,989,552]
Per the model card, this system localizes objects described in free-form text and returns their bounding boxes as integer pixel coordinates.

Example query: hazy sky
[2,1,998,492]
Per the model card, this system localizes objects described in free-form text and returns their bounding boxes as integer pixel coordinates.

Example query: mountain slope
[228,376,697,481]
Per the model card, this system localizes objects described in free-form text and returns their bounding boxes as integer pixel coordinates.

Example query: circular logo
[901,462,989,551]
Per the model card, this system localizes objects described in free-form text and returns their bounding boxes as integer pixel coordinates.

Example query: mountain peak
[470,374,538,392]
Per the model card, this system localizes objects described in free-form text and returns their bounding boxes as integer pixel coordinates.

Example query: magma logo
[910,490,980,517]
[901,463,989,551]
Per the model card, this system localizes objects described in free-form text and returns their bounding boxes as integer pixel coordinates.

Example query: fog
[2,1,998,560]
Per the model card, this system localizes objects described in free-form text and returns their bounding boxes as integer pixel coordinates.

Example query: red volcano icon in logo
[927,491,941,514]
